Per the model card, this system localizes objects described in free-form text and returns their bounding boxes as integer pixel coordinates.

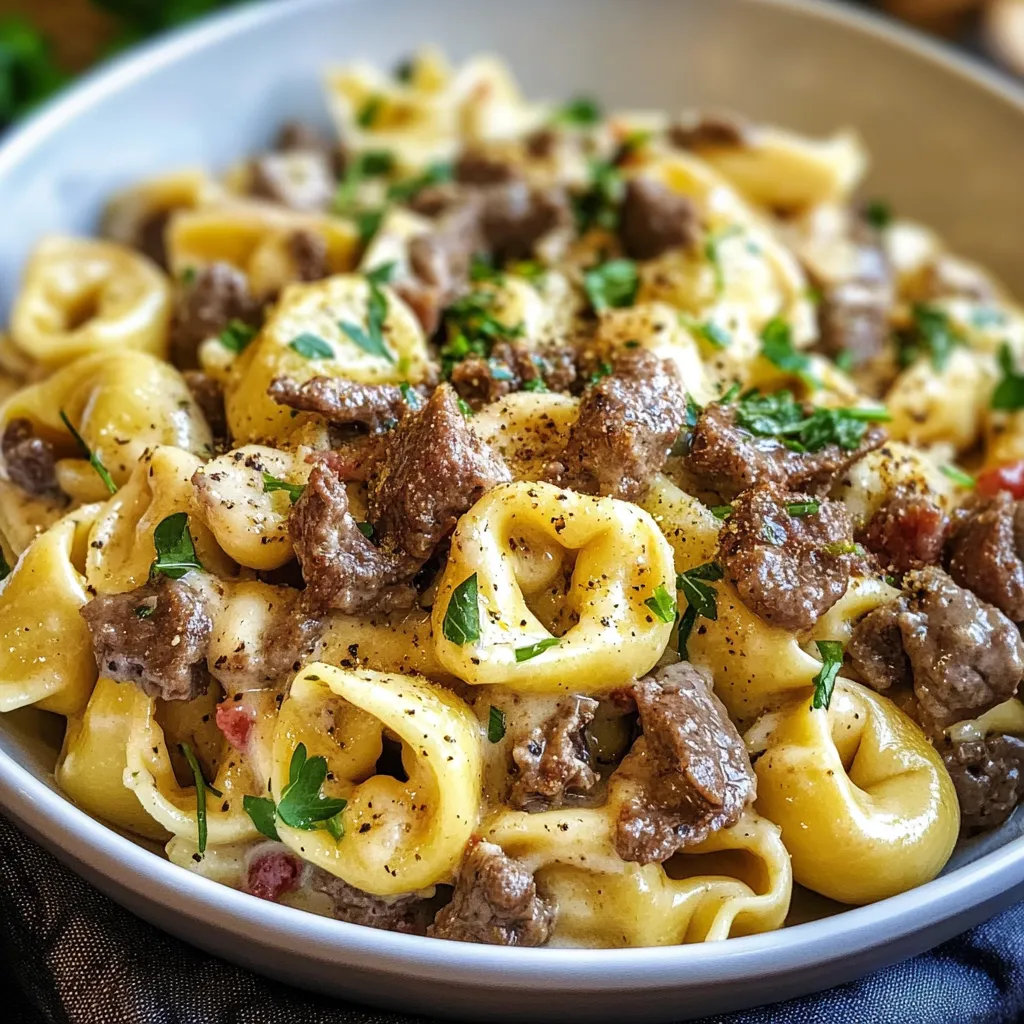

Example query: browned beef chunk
[619,178,700,260]
[551,349,686,501]
[948,493,1024,622]
[613,663,755,864]
[249,150,336,212]
[455,150,521,185]
[683,401,885,500]
[718,482,866,632]
[450,341,578,409]
[668,113,753,150]
[268,375,408,431]
[861,486,949,575]
[80,577,211,701]
[941,734,1024,831]
[848,567,1024,731]
[310,868,435,934]
[480,183,571,261]
[524,127,559,159]
[183,371,227,443]
[287,229,330,282]
[171,262,261,369]
[367,384,511,562]
[509,696,599,811]
[289,458,415,615]
[2,418,60,497]
[428,840,553,946]
[136,209,172,269]
[275,120,328,152]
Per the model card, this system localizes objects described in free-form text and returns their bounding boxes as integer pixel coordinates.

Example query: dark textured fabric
[1,814,1023,1023]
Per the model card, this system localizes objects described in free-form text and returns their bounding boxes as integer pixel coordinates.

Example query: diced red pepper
[977,460,1024,499]
[215,701,254,753]
[246,849,303,903]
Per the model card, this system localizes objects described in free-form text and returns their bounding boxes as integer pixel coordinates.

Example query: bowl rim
[3,0,1024,986]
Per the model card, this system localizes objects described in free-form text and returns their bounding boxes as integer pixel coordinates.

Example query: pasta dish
[1,49,1022,948]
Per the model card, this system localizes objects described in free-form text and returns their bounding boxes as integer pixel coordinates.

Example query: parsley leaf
[262,472,304,503]
[332,149,395,216]
[134,604,154,619]
[487,705,506,743]
[217,319,258,354]
[898,304,962,371]
[180,742,221,856]
[864,199,892,230]
[588,361,613,386]
[439,290,523,377]
[399,381,422,410]
[786,500,820,517]
[470,253,503,284]
[59,409,117,495]
[289,333,334,360]
[694,320,731,349]
[821,540,866,556]
[443,573,480,645]
[514,637,560,662]
[553,95,602,126]
[811,640,844,710]
[992,343,1024,411]
[760,318,818,388]
[457,396,474,417]
[583,258,638,313]
[325,809,347,841]
[357,94,383,128]
[710,504,734,519]
[940,464,976,489]
[644,584,677,624]
[276,743,348,830]
[521,378,549,393]
[676,561,723,659]
[572,157,624,234]
[356,521,375,539]
[242,795,280,841]
[151,513,202,580]
[339,271,394,363]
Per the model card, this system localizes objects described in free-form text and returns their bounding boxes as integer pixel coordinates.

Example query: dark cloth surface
[1,814,1023,1024]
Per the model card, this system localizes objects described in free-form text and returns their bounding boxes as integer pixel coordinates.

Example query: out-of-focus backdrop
[0,0,1022,129]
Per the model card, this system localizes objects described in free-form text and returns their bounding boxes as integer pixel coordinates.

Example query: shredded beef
[668,113,753,150]
[249,150,336,212]
[80,577,211,701]
[551,349,686,501]
[613,663,755,864]
[941,733,1024,831]
[948,493,1024,622]
[509,696,599,811]
[619,177,700,260]
[287,229,330,282]
[183,370,227,442]
[449,341,578,409]
[718,482,865,632]
[848,567,1024,731]
[861,487,949,575]
[683,400,885,500]
[171,262,261,369]
[268,375,408,431]
[366,384,511,562]
[2,418,61,497]
[310,869,434,934]
[289,458,415,615]
[428,840,552,946]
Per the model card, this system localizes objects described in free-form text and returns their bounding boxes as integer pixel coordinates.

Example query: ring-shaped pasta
[10,237,172,368]
[0,505,100,717]
[482,805,791,947]
[744,680,959,904]
[432,481,676,693]
[270,664,482,895]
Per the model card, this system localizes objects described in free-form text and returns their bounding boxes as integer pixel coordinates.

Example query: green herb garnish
[276,743,348,830]
[180,742,221,856]
[583,258,638,313]
[487,705,506,743]
[760,317,818,388]
[439,290,523,377]
[151,513,202,580]
[786,500,820,517]
[356,521,375,539]
[514,637,560,662]
[553,95,602,126]
[242,796,281,841]
[992,343,1024,411]
[217,319,258,354]
[457,396,474,417]
[710,504,734,519]
[59,409,117,495]
[443,573,480,645]
[339,270,395,363]
[811,640,844,710]
[386,160,453,204]
[940,464,976,489]
[644,584,677,624]
[864,199,892,230]
[898,304,962,372]
[134,604,154,619]
[704,225,742,295]
[676,562,723,660]
[572,157,624,234]
[289,333,334,360]
[357,94,384,128]
[262,472,304,503]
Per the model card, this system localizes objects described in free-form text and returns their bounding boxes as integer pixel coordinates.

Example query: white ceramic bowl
[3,1,1024,1020]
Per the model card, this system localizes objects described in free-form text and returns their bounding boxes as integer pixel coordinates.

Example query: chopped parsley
[339,269,395,363]
[150,513,202,580]
[443,573,480,645]
[704,225,742,295]
[676,562,723,660]
[693,319,731,349]
[399,381,422,409]
[864,199,892,230]
[644,584,677,624]
[439,290,523,377]
[521,378,549,393]
[181,266,197,285]
[487,705,506,743]
[760,317,817,388]
[612,130,652,165]
[940,464,976,489]
[289,333,334,360]
[217,319,258,355]
[897,304,962,372]
[786,500,820,517]
[457,396,474,417]
[356,521,375,539]
[821,540,866,557]
[588,361,613,386]
[357,94,384,128]
[386,160,453,204]
[134,604,155,619]
[992,343,1024,411]
[276,743,348,831]
[811,640,844,710]
[834,349,854,373]
[470,253,503,284]
[180,742,221,856]
[572,157,624,234]
[514,637,560,662]
[59,409,117,495]
[583,258,638,313]
[262,472,304,503]
[242,796,280,841]
[508,259,547,283]
[710,504,734,519]
[553,95,602,126]
[332,149,396,215]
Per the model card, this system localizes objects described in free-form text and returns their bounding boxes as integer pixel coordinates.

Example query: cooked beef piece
[683,401,886,500]
[848,567,1024,732]
[316,438,390,484]
[619,178,700,260]
[245,846,304,903]
[455,150,521,185]
[480,183,572,262]
[941,733,1024,831]
[80,577,211,701]
[718,482,866,632]
[136,208,172,269]
[268,375,409,431]
[289,458,416,615]
[249,150,336,212]
[668,113,752,150]
[287,229,330,282]
[450,341,578,409]
[861,487,949,575]
[171,262,261,369]
[509,696,599,811]
[367,384,511,563]
[550,349,686,502]
[183,370,227,443]
[310,868,434,934]
[406,181,465,218]
[2,418,61,497]
[428,840,553,946]
[274,120,328,152]
[613,663,755,864]
[948,493,1024,622]
[524,127,559,159]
